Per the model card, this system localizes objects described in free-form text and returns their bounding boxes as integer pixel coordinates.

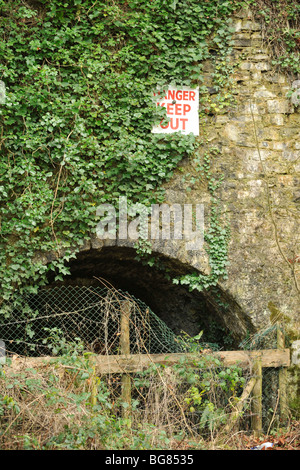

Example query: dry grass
[0,348,256,450]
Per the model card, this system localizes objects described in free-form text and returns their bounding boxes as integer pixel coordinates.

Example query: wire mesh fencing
[0,283,249,439]
[0,284,288,437]
[240,324,289,432]
[0,284,186,357]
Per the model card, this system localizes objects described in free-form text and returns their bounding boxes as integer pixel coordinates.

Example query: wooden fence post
[252,358,262,437]
[277,322,288,422]
[120,300,132,419]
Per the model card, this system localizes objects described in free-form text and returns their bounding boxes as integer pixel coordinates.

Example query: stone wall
[161,7,299,339]
[77,8,299,343]
[45,6,300,400]
[35,6,295,350]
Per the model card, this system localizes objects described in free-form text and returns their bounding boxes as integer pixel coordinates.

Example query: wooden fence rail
[5,347,290,436]
[90,348,290,374]
[5,347,290,373]
[3,347,290,437]
[1,315,290,437]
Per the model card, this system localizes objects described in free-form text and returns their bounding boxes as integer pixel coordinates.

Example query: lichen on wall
[162,7,299,336]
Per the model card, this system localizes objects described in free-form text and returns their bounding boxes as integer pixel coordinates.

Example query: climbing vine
[0,0,298,310]
[1,0,247,307]
[174,146,231,292]
[249,0,300,76]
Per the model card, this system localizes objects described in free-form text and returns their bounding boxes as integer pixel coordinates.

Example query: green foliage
[0,0,243,304]
[0,336,170,450]
[0,334,245,449]
[248,0,300,75]
[133,333,246,435]
[174,147,230,292]
[0,0,298,304]
[180,355,245,432]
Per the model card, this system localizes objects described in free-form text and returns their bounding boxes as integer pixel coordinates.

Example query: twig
[267,389,280,436]
[250,97,299,294]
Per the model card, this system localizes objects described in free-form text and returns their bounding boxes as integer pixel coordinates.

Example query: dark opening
[47,246,255,350]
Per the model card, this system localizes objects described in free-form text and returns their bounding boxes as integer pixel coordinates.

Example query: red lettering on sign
[180,118,188,130]
[175,90,183,100]
[183,104,191,115]
[159,117,189,131]
[160,119,169,129]
[189,91,196,101]
[175,103,182,115]
[170,118,179,130]
[167,103,174,115]
[183,91,189,100]
[167,89,175,100]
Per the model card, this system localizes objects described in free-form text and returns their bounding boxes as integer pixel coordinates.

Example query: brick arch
[47,244,256,349]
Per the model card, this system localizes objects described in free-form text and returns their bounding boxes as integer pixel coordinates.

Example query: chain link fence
[240,324,289,431]
[0,285,187,357]
[0,284,288,435]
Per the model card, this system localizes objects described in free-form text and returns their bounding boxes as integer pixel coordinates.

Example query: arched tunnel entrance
[47,246,256,350]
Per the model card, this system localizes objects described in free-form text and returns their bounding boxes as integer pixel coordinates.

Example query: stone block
[215,115,229,124]
[233,71,251,82]
[247,179,264,197]
[233,8,254,19]
[233,38,254,47]
[241,20,261,31]
[264,74,287,84]
[267,99,291,114]
[251,54,270,61]
[254,87,276,99]
[251,71,263,82]
[253,61,271,71]
[264,114,285,126]
[273,141,287,151]
[257,128,282,142]
[239,61,252,71]
[291,340,300,365]
[233,20,242,32]
[239,101,266,115]
[251,32,264,40]
[224,123,240,142]
[283,150,300,162]
[245,148,270,161]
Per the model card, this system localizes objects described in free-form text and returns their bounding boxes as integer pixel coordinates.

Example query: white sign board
[152,86,199,136]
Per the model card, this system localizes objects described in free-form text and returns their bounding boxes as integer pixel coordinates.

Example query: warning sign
[152,86,199,136]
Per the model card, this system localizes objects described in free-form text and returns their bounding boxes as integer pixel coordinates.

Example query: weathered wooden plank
[215,348,290,368]
[120,300,132,418]
[277,323,288,422]
[5,348,290,374]
[252,359,263,437]
[91,348,290,374]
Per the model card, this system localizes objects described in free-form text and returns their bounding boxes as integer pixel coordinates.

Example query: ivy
[0,0,247,306]
[248,0,300,76]
[174,147,230,292]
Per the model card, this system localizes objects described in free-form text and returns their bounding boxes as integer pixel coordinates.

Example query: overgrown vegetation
[0,0,245,305]
[1,329,298,451]
[0,334,249,450]
[1,0,298,303]
[174,146,231,291]
[249,0,300,76]
[0,0,299,451]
